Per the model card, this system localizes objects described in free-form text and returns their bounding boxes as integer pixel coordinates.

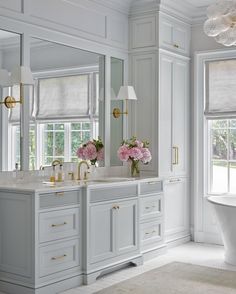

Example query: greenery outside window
[208,119,236,194]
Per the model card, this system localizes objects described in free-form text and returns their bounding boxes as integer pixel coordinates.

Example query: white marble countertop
[0,176,161,193]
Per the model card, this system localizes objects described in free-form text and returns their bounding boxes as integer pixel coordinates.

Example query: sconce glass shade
[0,69,12,87]
[116,86,138,101]
[11,66,34,85]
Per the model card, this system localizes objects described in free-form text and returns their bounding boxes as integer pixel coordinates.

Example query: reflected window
[10,71,99,169]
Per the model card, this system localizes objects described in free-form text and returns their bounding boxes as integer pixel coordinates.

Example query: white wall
[191,24,224,54]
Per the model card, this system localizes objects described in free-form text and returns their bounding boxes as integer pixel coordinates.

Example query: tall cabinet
[130,10,191,246]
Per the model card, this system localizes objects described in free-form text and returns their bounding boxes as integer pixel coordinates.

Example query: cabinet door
[131,53,158,173]
[90,203,116,263]
[116,199,138,255]
[159,53,174,177]
[159,14,190,55]
[164,178,189,242]
[173,58,189,176]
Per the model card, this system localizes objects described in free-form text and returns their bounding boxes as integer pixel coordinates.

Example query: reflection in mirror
[23,38,104,170]
[110,57,124,166]
[0,30,20,171]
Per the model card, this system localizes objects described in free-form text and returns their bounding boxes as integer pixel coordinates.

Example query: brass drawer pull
[51,222,67,227]
[112,205,120,210]
[173,43,179,48]
[145,230,156,235]
[51,254,67,261]
[172,146,179,165]
[55,192,64,196]
[147,181,158,185]
[169,178,181,183]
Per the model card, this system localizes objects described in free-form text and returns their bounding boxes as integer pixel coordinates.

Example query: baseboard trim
[165,234,191,248]
[142,244,167,262]
[194,231,223,245]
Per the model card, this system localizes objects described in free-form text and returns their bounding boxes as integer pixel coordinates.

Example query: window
[205,59,236,195]
[9,69,100,169]
[208,119,236,194]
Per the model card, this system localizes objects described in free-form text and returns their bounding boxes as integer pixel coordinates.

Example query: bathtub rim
[207,195,236,208]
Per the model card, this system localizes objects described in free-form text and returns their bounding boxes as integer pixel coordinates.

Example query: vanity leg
[131,255,143,267]
[83,271,102,285]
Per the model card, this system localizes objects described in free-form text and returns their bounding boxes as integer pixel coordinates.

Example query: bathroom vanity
[0,177,164,294]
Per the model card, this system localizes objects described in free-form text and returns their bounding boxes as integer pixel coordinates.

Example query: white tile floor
[62,242,236,294]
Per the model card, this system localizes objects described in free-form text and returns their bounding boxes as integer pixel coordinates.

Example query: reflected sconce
[112,86,137,119]
[0,66,34,108]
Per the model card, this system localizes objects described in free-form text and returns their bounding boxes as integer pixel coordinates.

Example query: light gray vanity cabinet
[0,187,82,294]
[139,181,165,255]
[84,183,142,285]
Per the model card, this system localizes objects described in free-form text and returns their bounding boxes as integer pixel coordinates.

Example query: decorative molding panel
[0,0,22,13]
[131,53,158,173]
[30,0,107,39]
[131,16,157,49]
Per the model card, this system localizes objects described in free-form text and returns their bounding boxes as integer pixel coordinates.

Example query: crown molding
[130,0,208,25]
[90,0,132,15]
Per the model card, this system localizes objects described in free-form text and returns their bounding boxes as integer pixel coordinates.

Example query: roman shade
[36,74,89,120]
[205,59,236,118]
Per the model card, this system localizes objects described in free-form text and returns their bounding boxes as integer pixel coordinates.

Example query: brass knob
[173,44,179,48]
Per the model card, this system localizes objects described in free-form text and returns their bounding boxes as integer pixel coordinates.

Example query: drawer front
[39,190,80,209]
[140,194,162,220]
[90,184,137,203]
[39,239,79,277]
[140,220,163,245]
[140,181,163,195]
[39,208,79,243]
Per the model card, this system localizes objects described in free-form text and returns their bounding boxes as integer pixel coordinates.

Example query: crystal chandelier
[204,0,236,46]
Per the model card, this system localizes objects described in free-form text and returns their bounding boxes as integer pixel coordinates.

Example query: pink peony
[129,147,143,161]
[97,147,104,161]
[83,143,97,160]
[117,145,130,162]
[135,140,144,148]
[141,148,152,164]
[77,147,86,160]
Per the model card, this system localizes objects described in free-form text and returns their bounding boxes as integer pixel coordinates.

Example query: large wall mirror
[28,37,105,170]
[0,32,126,171]
[0,29,21,171]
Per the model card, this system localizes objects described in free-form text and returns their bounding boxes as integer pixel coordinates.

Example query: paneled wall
[0,0,128,51]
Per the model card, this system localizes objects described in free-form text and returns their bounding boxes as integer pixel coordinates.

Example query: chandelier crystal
[204,0,236,46]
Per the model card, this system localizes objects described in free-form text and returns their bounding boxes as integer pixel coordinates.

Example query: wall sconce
[0,66,34,108]
[112,86,137,119]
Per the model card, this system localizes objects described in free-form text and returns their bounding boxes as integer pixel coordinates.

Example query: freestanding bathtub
[208,196,236,265]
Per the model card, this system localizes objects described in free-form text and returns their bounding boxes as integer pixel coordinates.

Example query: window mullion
[65,123,70,162]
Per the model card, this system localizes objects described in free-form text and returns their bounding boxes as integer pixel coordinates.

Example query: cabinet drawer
[140,194,162,220]
[90,184,137,203]
[39,208,79,243]
[39,190,80,209]
[39,239,79,277]
[140,181,163,195]
[140,220,163,245]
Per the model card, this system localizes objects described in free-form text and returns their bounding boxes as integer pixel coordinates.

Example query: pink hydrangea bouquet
[76,137,104,165]
[117,136,152,177]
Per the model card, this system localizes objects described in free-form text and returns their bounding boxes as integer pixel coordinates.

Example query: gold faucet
[51,159,62,166]
[78,161,89,180]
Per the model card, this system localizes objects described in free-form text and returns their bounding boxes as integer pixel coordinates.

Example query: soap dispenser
[57,164,64,182]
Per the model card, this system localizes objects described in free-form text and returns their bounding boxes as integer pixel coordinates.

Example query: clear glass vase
[131,160,140,177]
